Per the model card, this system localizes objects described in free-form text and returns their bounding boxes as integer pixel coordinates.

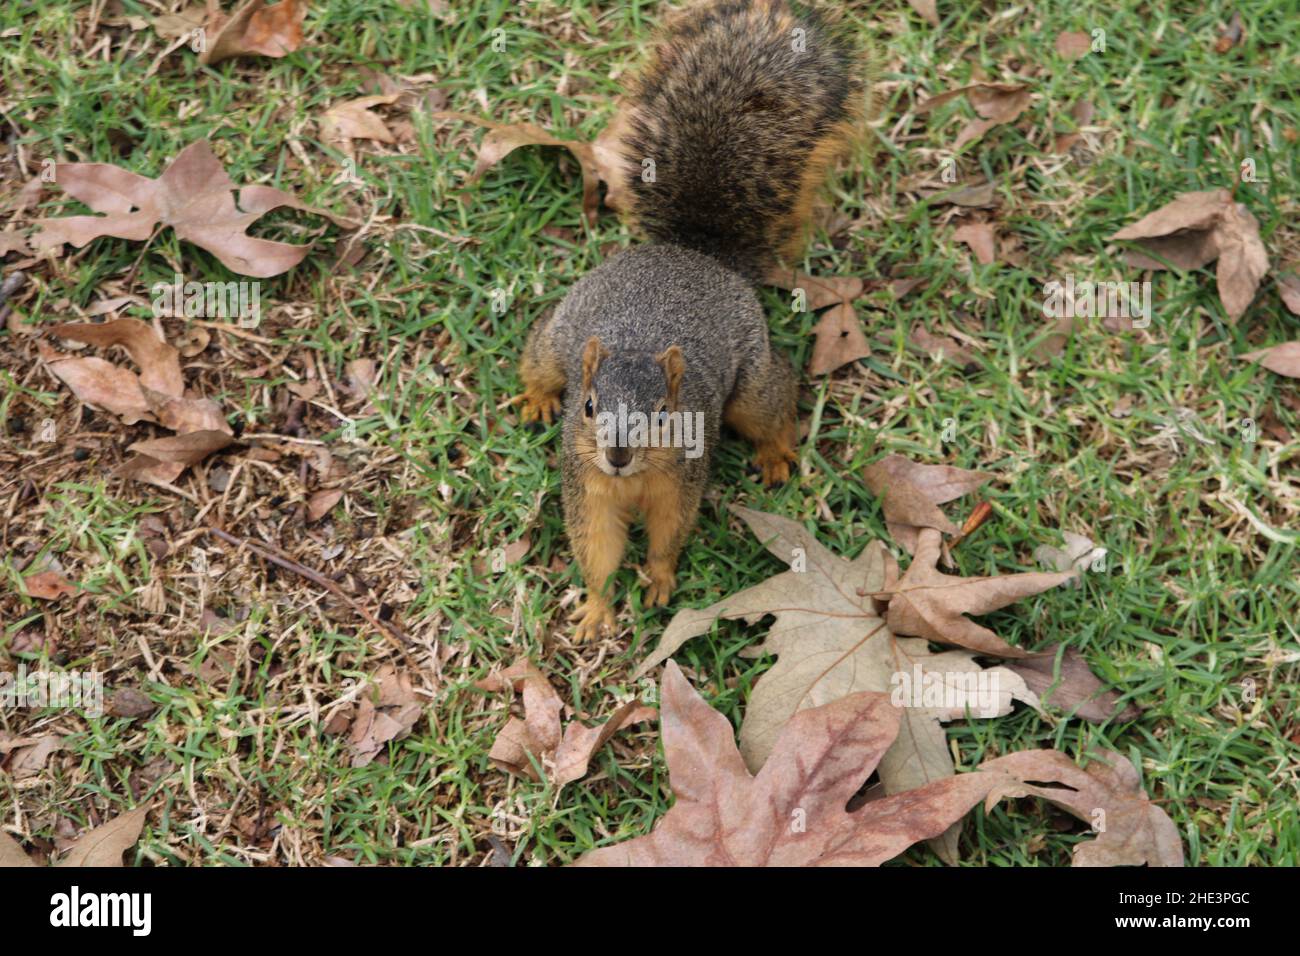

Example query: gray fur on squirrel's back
[550,243,768,416]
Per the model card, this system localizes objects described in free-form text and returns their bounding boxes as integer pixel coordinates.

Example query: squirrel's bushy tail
[616,0,864,283]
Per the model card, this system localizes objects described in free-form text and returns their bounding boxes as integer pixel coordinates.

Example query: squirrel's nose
[605,446,633,469]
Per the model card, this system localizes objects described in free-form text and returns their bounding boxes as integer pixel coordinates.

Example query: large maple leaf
[35,140,355,277]
[576,662,1000,866]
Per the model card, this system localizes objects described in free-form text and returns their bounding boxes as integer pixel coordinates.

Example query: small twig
[947,500,994,552]
[122,224,163,290]
[205,525,415,667]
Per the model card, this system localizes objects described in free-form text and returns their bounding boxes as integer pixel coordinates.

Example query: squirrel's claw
[756,447,798,486]
[515,390,562,425]
[644,567,675,607]
[570,599,615,643]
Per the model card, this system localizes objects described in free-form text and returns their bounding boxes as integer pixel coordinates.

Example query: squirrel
[517,0,864,642]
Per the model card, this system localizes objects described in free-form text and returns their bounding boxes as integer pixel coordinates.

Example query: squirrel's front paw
[755,445,798,485]
[644,565,675,607]
[516,389,562,425]
[570,598,615,643]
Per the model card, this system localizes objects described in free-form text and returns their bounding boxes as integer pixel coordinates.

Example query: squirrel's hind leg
[724,350,800,485]
[517,319,565,425]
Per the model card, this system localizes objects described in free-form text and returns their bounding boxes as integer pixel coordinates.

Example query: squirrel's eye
[584,397,594,418]
[657,405,669,426]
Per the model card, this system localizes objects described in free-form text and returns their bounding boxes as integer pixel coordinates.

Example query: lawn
[0,0,1297,866]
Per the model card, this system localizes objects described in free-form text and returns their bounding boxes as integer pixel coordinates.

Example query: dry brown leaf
[862,454,991,555]
[0,231,30,256]
[1109,189,1268,320]
[907,0,939,27]
[981,749,1183,866]
[199,0,307,65]
[307,488,344,521]
[918,83,1031,150]
[23,570,78,600]
[1054,31,1092,61]
[908,326,977,368]
[765,268,869,375]
[36,140,355,278]
[0,832,37,867]
[881,528,1073,658]
[10,735,61,778]
[577,661,1002,866]
[591,103,634,214]
[809,302,870,376]
[765,266,864,311]
[1277,270,1300,315]
[478,659,653,788]
[348,665,423,767]
[1008,644,1139,723]
[39,342,154,424]
[953,221,996,265]
[57,807,149,867]
[47,319,183,396]
[321,94,402,149]
[152,4,207,39]
[552,700,657,788]
[435,111,603,225]
[1241,341,1300,379]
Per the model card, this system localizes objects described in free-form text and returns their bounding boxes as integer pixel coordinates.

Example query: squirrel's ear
[581,336,608,392]
[656,344,685,406]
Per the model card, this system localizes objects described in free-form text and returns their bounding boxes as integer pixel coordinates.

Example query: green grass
[1,0,1297,866]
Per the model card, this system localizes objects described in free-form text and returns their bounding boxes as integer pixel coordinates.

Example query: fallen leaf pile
[634,504,1083,862]
[478,658,655,789]
[38,317,233,488]
[577,663,1180,867]
[35,139,355,277]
